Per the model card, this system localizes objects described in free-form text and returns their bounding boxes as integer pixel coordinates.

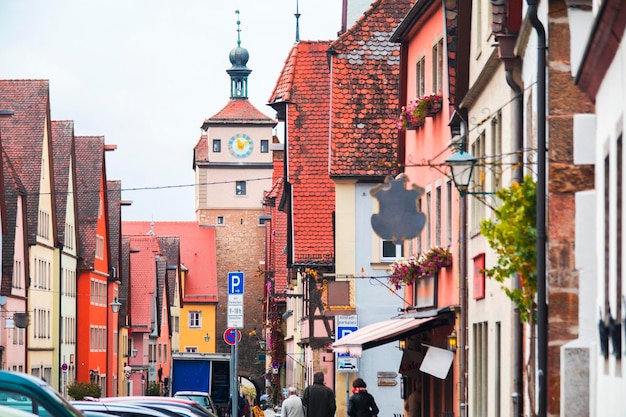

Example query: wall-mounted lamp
[447,330,458,352]
[110,297,122,314]
[445,151,477,196]
[131,348,138,358]
[446,150,496,196]
[204,333,211,342]
[399,339,407,351]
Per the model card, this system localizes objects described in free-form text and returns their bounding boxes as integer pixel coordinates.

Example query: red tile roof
[201,99,276,129]
[107,180,122,282]
[75,136,105,269]
[269,41,336,265]
[0,80,53,245]
[1,149,27,296]
[51,120,75,247]
[264,147,289,293]
[122,222,218,303]
[329,0,412,177]
[128,235,161,329]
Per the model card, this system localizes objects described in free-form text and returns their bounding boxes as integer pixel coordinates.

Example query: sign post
[228,272,244,417]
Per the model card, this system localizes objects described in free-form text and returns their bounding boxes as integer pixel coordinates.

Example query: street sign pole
[230,344,236,417]
[228,271,244,417]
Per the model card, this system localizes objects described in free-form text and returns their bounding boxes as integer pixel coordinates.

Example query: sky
[0,0,343,221]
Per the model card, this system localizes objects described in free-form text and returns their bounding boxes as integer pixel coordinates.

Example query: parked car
[174,390,218,415]
[71,400,173,417]
[0,371,84,417]
[95,396,216,417]
[0,404,38,417]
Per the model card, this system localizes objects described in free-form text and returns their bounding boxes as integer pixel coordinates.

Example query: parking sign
[336,315,359,372]
[228,272,244,294]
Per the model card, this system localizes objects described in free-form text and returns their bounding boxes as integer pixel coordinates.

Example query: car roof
[0,404,38,417]
[98,396,200,405]
[102,396,216,417]
[72,400,173,417]
[129,402,210,417]
[175,391,210,395]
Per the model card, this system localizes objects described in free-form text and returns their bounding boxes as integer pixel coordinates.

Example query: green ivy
[479,175,537,323]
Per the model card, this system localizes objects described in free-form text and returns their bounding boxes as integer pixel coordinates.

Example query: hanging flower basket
[388,246,452,290]
[397,94,443,131]
[422,94,443,117]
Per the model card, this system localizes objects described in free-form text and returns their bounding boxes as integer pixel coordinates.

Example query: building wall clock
[228,133,254,158]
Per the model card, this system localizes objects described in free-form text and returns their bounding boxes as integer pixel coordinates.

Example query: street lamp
[110,298,122,313]
[445,150,478,196]
[204,333,211,342]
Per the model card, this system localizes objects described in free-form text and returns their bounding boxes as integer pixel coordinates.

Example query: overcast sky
[0,0,343,221]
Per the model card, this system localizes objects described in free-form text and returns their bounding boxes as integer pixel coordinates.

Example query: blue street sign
[336,326,358,358]
[228,272,244,294]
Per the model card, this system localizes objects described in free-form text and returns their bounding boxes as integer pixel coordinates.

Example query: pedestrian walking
[347,378,379,417]
[281,387,304,417]
[302,372,336,417]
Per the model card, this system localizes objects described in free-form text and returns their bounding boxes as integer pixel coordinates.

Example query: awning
[332,316,438,357]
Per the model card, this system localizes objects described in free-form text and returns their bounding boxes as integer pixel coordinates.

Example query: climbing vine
[479,175,537,323]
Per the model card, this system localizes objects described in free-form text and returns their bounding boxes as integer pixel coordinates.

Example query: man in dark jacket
[302,372,336,417]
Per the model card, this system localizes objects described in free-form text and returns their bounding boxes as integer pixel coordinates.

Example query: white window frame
[381,240,403,262]
[188,311,201,328]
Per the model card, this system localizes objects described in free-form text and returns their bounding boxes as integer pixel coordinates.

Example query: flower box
[388,246,452,289]
[397,94,443,131]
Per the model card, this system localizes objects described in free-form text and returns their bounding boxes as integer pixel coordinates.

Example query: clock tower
[192,11,276,387]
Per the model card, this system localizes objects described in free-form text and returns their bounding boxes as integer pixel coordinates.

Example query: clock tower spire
[227,10,252,99]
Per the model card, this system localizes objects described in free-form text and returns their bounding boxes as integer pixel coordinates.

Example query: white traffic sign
[336,315,359,372]
[228,272,244,294]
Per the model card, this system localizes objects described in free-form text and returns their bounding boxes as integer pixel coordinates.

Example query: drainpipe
[497,33,524,417]
[458,119,468,417]
[527,1,547,416]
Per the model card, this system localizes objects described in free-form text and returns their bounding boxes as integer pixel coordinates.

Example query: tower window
[213,139,221,153]
[236,181,247,196]
[260,140,269,153]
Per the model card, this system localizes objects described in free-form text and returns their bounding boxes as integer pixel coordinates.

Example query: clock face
[228,133,254,158]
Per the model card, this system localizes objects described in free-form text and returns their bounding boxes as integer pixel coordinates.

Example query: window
[491,111,502,191]
[95,235,104,259]
[217,216,224,225]
[381,240,403,261]
[189,311,201,328]
[446,181,453,246]
[236,181,246,196]
[260,140,269,153]
[213,139,221,153]
[473,322,488,417]
[185,347,198,353]
[435,186,441,247]
[470,133,487,230]
[12,259,22,289]
[415,57,426,98]
[417,198,423,253]
[259,216,270,226]
[65,222,74,250]
[432,38,444,94]
[426,191,432,248]
[37,210,50,239]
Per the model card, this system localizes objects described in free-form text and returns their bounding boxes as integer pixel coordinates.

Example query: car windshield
[41,384,84,417]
